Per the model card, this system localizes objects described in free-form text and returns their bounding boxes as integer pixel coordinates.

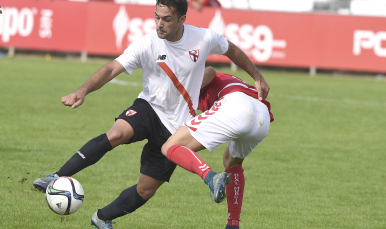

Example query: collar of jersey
[164,24,187,46]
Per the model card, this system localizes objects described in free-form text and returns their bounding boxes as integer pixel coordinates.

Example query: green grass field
[1,56,385,228]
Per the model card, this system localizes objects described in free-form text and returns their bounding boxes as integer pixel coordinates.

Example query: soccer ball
[45,176,84,215]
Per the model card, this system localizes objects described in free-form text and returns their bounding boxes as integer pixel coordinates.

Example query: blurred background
[114,0,386,16]
[0,0,385,75]
[1,1,386,228]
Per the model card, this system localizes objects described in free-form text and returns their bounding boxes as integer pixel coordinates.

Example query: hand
[254,77,270,101]
[61,92,85,109]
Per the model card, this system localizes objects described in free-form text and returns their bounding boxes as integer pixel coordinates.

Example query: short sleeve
[115,38,146,75]
[209,30,229,55]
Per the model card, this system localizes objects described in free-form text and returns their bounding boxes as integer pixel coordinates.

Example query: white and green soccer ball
[45,176,84,215]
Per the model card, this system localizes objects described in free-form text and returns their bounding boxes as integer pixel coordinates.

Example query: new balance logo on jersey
[126,109,137,116]
[189,49,199,62]
[157,55,167,60]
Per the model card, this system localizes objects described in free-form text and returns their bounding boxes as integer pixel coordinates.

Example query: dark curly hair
[156,0,188,18]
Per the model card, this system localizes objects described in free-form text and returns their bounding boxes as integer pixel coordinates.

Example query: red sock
[166,145,211,180]
[225,166,245,227]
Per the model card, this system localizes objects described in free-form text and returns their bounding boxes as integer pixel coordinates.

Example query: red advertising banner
[1,0,385,73]
[0,0,88,52]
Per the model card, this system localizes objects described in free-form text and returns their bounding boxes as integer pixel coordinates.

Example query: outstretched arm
[61,60,125,109]
[224,40,270,100]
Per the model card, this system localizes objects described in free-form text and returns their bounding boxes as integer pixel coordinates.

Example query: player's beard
[157,25,182,41]
[157,29,168,39]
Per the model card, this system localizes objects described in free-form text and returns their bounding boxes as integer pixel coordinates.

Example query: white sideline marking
[109,79,386,107]
[269,93,386,107]
[109,78,141,87]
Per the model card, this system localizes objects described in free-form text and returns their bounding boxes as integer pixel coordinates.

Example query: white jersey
[116,24,229,133]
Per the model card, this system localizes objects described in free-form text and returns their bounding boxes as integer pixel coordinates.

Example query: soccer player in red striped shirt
[162,67,274,229]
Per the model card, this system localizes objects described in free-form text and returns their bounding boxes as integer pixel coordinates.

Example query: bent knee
[107,129,126,141]
[136,186,157,200]
[161,142,173,157]
[106,128,132,147]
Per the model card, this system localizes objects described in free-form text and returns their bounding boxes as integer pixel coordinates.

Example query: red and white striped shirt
[199,72,274,122]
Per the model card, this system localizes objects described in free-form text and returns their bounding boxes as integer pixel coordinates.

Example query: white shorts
[184,92,270,159]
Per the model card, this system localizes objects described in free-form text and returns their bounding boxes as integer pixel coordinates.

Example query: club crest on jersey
[126,109,137,116]
[189,49,199,62]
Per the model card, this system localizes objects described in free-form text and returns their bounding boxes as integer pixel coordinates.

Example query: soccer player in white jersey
[162,67,274,229]
[32,0,270,228]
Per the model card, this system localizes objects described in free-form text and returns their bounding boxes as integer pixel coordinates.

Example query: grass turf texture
[1,56,386,228]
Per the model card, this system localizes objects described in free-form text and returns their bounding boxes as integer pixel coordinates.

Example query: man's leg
[57,119,134,176]
[92,99,174,228]
[96,174,164,221]
[161,126,231,203]
[33,119,134,192]
[223,143,245,229]
[161,126,210,179]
